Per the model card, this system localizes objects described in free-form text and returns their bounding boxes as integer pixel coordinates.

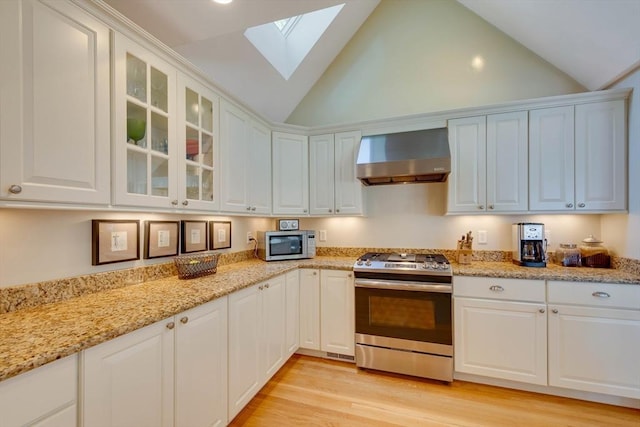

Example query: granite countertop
[1,256,638,382]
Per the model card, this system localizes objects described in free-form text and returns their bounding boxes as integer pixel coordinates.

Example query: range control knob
[365,260,372,266]
[356,260,363,266]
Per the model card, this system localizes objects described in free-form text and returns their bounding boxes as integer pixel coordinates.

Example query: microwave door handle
[355,279,452,293]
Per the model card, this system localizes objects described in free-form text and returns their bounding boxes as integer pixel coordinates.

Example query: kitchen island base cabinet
[228,275,288,421]
[0,355,77,427]
[81,298,228,427]
[320,270,355,357]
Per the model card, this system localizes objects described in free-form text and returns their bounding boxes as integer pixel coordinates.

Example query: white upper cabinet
[176,74,220,211]
[486,112,528,212]
[113,33,179,209]
[447,116,487,213]
[334,131,364,215]
[272,132,309,215]
[530,100,626,212]
[448,112,528,214]
[0,0,110,204]
[219,99,271,214]
[309,134,336,215]
[529,106,575,211]
[574,100,626,211]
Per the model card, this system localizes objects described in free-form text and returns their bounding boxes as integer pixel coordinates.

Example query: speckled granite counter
[453,261,640,284]
[0,257,354,382]
[1,255,638,383]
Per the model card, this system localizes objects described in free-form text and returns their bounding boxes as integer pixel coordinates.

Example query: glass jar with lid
[579,235,610,268]
[555,243,581,267]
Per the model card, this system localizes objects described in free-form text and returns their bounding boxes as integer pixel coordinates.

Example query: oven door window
[268,235,303,256]
[355,287,452,345]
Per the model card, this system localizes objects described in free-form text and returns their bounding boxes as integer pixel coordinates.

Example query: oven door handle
[354,278,452,293]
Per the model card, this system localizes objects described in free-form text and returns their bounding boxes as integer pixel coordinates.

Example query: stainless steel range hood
[356,127,451,186]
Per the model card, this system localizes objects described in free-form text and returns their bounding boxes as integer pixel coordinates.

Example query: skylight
[244,4,345,80]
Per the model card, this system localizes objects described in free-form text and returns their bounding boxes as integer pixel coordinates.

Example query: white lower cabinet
[547,281,640,399]
[82,297,228,427]
[0,355,77,427]
[320,269,355,356]
[285,270,301,357]
[454,277,547,385]
[228,275,287,421]
[299,269,321,350]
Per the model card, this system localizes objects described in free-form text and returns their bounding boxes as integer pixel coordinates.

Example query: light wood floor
[229,354,639,427]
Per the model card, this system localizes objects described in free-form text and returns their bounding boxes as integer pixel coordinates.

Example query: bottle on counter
[579,235,610,268]
[555,243,581,267]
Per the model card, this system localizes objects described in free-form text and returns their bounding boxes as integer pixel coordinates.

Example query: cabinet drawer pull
[180,316,188,324]
[9,185,22,194]
[592,291,610,298]
[489,285,504,292]
[166,322,175,330]
[539,308,545,313]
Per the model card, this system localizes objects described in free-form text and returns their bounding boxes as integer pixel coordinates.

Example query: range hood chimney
[356,127,451,186]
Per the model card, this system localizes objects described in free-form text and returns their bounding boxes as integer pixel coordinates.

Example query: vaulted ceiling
[103,0,640,123]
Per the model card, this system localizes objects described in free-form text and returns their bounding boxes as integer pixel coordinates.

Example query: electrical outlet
[319,230,327,242]
[247,231,254,244]
[478,230,488,245]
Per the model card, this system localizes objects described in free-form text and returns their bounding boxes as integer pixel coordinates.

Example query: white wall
[602,67,640,259]
[299,184,602,251]
[287,0,584,127]
[0,209,271,287]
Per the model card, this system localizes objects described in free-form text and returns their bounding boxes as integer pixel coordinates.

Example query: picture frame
[181,220,208,253]
[92,220,140,265]
[210,221,232,250]
[144,220,179,259]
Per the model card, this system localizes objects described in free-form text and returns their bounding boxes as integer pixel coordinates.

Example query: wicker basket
[174,252,219,279]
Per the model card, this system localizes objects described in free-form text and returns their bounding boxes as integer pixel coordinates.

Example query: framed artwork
[92,220,140,265]
[210,221,232,250]
[144,221,179,259]
[181,220,208,253]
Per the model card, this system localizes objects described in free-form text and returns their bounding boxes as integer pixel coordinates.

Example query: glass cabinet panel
[124,51,171,199]
[183,87,215,203]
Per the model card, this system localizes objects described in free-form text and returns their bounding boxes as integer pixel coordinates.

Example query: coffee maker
[512,223,546,267]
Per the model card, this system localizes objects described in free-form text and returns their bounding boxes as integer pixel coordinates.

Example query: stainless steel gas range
[353,252,453,382]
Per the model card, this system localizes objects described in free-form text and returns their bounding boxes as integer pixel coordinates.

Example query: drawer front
[454,276,545,302]
[548,281,640,309]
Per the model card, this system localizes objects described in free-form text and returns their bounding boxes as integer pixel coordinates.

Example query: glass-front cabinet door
[177,74,219,210]
[113,33,177,208]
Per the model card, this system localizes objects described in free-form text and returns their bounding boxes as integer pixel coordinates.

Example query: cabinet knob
[488,205,494,210]
[478,205,484,210]
[328,209,332,213]
[552,309,559,314]
[259,285,264,290]
[8,185,22,194]
[264,283,270,289]
[171,199,178,206]
[336,209,340,213]
[489,285,504,292]
[313,271,317,275]
[539,308,545,313]
[182,200,189,206]
[348,273,352,278]
[251,206,256,211]
[246,206,251,211]
[304,209,308,213]
[566,203,573,208]
[180,316,189,324]
[578,203,586,208]
[166,322,175,330]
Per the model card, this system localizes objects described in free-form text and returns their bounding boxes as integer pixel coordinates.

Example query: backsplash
[1,248,638,314]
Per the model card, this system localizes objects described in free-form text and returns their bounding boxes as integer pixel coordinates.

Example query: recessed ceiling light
[212,0,233,4]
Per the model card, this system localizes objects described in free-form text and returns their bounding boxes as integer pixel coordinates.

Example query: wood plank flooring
[229,355,639,427]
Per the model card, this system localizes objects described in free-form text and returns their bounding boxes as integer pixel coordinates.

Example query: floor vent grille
[326,352,355,361]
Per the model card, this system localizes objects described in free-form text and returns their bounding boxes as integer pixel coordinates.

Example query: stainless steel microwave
[257,230,316,261]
